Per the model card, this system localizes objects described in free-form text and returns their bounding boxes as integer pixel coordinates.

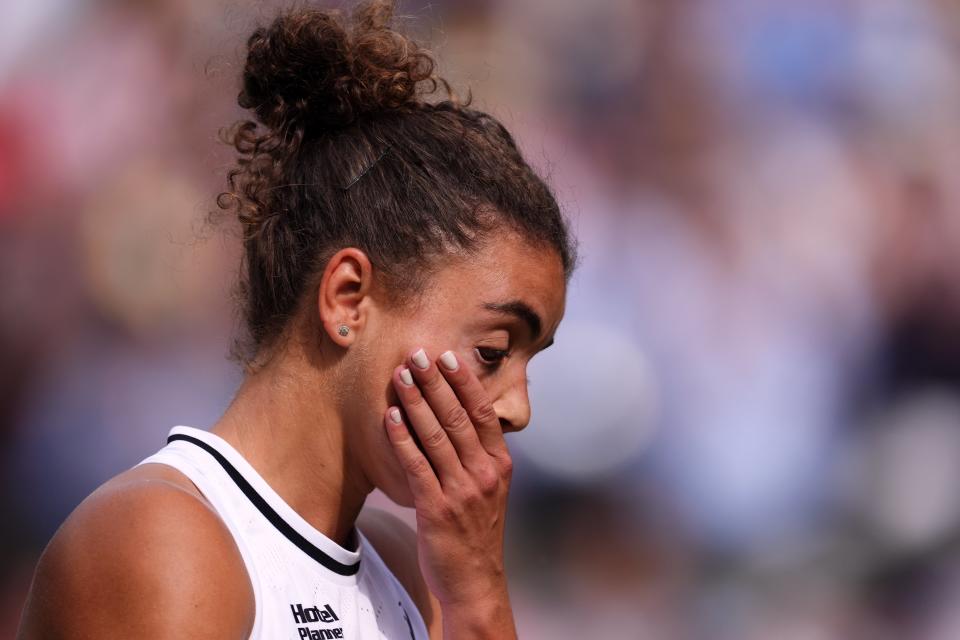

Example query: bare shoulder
[17,464,254,640]
[356,507,441,638]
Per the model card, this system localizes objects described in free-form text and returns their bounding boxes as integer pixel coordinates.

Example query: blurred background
[3,0,960,637]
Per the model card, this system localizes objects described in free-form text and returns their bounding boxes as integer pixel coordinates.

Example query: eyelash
[474,347,511,370]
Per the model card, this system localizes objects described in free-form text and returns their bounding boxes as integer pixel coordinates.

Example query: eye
[474,346,510,370]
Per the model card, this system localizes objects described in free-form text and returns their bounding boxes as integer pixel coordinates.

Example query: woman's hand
[385,347,517,639]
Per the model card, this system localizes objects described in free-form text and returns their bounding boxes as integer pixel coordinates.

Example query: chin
[376,473,416,508]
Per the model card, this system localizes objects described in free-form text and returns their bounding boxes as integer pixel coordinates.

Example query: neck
[210,347,374,549]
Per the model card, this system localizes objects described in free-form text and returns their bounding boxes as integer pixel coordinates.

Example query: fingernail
[399,368,414,386]
[439,350,458,371]
[412,348,429,370]
[389,407,402,424]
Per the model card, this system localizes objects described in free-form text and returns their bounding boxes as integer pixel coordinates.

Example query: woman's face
[351,232,567,507]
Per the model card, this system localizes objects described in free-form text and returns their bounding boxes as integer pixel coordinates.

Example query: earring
[337,324,350,337]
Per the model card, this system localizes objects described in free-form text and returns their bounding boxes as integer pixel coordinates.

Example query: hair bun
[238,0,442,138]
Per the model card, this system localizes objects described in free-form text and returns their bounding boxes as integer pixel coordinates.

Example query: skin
[17,229,566,639]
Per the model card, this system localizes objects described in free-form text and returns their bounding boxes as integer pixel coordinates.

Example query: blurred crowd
[3,0,960,638]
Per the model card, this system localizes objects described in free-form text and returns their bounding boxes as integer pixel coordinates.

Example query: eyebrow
[481,300,554,350]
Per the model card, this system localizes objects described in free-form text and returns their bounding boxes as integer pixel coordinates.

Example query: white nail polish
[400,368,414,385]
[412,348,429,370]
[389,407,402,424]
[439,350,458,371]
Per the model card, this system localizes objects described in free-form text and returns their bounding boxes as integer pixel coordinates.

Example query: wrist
[440,586,517,640]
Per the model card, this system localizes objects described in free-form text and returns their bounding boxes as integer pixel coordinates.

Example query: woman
[17,1,576,638]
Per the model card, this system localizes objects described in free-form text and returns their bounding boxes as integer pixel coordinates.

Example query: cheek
[385,332,477,378]
[363,341,491,508]
[369,325,498,424]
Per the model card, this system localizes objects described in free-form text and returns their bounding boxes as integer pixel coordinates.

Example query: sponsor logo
[291,603,343,639]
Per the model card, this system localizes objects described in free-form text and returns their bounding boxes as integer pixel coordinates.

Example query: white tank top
[136,425,429,640]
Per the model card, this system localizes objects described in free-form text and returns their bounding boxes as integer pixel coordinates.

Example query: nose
[492,375,531,434]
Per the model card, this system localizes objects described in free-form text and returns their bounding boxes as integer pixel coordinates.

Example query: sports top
[136,425,429,640]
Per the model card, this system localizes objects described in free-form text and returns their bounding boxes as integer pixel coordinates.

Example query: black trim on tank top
[167,433,361,577]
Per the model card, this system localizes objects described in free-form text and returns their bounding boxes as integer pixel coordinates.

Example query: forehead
[429,232,567,328]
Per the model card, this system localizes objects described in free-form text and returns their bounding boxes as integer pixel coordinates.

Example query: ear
[317,247,374,347]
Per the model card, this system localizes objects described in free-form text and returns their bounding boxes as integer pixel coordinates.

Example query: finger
[430,348,509,461]
[383,406,442,501]
[392,363,465,485]
[406,348,488,471]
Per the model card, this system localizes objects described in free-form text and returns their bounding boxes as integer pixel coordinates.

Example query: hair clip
[340,144,392,191]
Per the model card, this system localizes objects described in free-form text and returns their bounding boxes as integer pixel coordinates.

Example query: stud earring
[338,324,350,337]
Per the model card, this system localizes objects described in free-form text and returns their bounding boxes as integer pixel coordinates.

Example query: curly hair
[214,0,578,367]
